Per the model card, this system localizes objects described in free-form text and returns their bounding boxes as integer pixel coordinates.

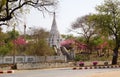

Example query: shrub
[79,62,84,67]
[93,61,98,66]
[104,61,108,66]
[74,55,81,61]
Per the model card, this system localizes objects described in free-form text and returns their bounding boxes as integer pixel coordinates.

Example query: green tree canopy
[89,0,120,64]
[5,28,19,43]
[25,28,54,56]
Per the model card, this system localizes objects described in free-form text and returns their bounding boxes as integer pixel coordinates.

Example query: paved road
[0,68,120,77]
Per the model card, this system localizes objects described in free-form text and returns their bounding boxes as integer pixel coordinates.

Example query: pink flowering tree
[13,37,26,45]
[13,37,27,53]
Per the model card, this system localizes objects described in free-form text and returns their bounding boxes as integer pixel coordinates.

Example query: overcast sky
[22,0,104,35]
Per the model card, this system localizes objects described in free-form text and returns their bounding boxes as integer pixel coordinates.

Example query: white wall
[0,56,67,64]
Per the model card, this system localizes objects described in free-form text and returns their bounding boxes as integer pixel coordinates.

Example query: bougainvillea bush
[93,61,98,66]
[79,62,84,67]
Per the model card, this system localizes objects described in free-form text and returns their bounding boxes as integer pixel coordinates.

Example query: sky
[20,0,104,35]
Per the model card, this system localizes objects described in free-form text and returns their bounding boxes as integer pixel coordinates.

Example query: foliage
[6,28,19,42]
[13,37,26,45]
[0,0,58,26]
[0,28,14,56]
[89,0,120,64]
[0,27,55,56]
[104,61,109,66]
[76,36,85,43]
[92,36,103,46]
[93,61,98,66]
[25,28,54,56]
[74,54,90,61]
[70,15,98,53]
[79,62,84,67]
[26,39,54,56]
[91,36,107,50]
[74,54,81,61]
[0,0,58,56]
[0,46,9,56]
[0,27,7,42]
[61,34,75,40]
[71,15,96,44]
[0,42,13,56]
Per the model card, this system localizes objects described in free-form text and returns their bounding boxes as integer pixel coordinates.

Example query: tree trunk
[112,47,119,65]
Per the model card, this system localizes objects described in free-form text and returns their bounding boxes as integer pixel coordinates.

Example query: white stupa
[47,12,62,49]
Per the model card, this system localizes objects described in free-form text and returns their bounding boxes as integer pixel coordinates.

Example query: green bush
[74,55,81,61]
[74,54,89,61]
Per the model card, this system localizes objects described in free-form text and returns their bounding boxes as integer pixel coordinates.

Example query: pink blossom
[13,37,26,45]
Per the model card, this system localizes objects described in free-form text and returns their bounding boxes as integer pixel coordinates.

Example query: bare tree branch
[0,0,56,22]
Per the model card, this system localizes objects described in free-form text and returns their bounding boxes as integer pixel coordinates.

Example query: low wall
[17,62,74,70]
[0,56,67,64]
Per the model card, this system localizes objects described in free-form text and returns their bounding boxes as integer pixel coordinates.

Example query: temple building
[47,12,63,49]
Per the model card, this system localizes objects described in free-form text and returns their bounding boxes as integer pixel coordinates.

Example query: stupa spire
[50,12,59,35]
[48,12,62,49]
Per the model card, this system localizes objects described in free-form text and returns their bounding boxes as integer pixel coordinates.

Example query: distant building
[47,12,63,49]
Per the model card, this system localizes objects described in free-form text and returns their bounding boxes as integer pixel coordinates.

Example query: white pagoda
[47,12,62,49]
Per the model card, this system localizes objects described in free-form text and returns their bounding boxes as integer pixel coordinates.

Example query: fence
[0,56,67,64]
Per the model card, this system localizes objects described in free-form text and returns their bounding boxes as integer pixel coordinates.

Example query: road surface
[0,67,120,77]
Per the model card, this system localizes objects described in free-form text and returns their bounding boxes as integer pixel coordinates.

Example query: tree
[0,0,58,26]
[61,34,75,40]
[89,0,120,64]
[27,39,54,56]
[5,27,19,42]
[0,27,7,42]
[32,28,49,39]
[0,42,13,56]
[0,27,14,56]
[71,15,96,52]
[25,28,54,56]
[91,35,109,57]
